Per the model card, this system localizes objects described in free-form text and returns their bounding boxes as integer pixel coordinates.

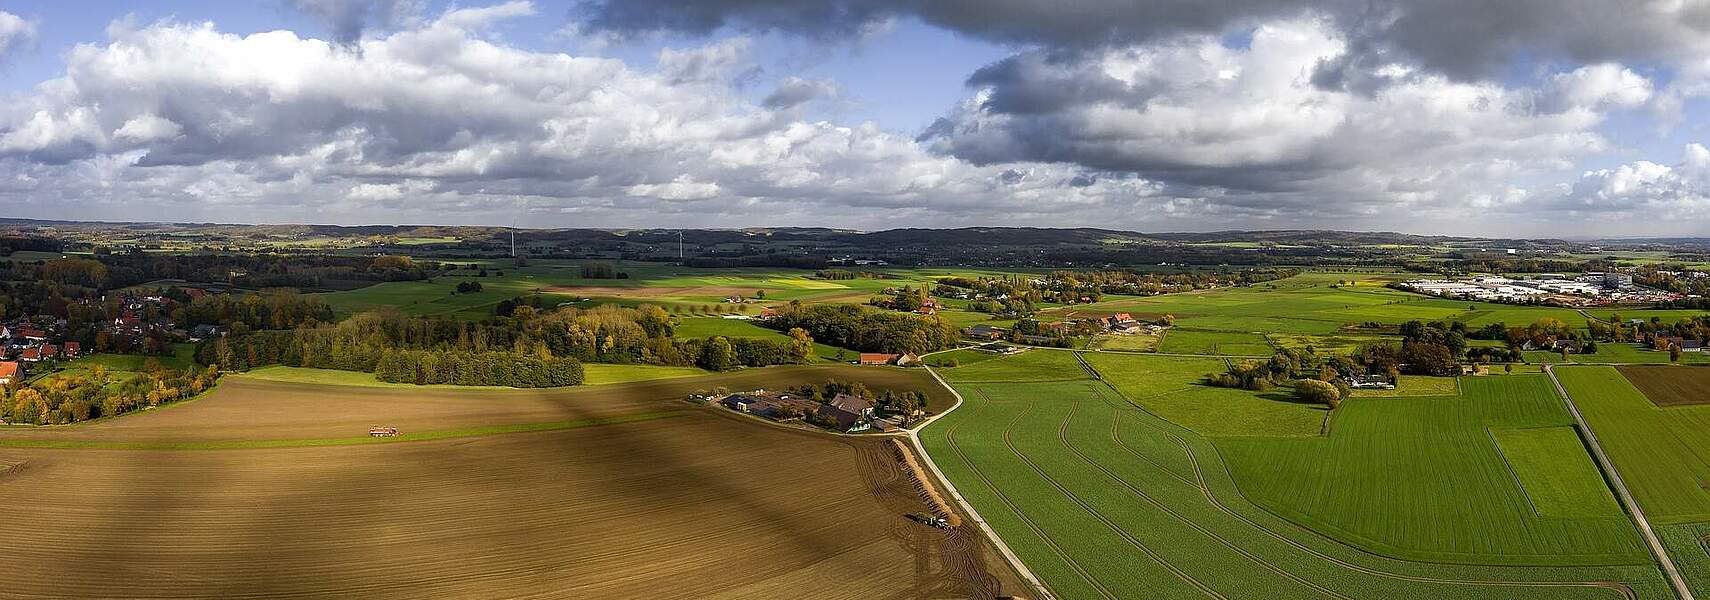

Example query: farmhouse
[816,404,871,433]
[0,361,18,385]
[858,353,899,365]
[858,352,920,366]
[829,393,875,417]
[964,324,1007,340]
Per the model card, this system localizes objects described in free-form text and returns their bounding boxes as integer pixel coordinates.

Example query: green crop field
[920,355,1669,600]
[1557,366,1710,525]
[1488,427,1623,519]
[929,349,1093,383]
[1081,352,1328,436]
[1158,329,1274,356]
[1559,365,1710,597]
[1217,375,1646,565]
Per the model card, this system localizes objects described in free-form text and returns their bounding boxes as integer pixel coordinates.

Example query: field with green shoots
[920,351,1668,600]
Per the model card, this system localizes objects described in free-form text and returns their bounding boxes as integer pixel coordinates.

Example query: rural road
[913,357,1058,600]
[1544,365,1696,600]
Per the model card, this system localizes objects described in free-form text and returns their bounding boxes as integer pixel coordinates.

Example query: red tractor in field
[368,426,401,437]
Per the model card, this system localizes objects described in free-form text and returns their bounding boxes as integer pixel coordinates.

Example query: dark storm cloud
[286,0,420,44]
[573,0,1710,82]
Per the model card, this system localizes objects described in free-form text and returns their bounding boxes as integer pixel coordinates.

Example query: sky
[1,1,1710,236]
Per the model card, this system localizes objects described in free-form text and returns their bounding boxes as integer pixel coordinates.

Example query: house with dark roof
[814,404,870,433]
[829,393,874,417]
[965,324,1008,340]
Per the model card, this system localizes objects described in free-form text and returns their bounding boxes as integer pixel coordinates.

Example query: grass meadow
[1157,329,1274,356]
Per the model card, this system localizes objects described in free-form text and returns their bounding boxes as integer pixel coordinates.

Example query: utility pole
[678,231,684,262]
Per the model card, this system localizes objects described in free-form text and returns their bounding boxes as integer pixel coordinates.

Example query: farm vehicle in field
[907,512,950,529]
[368,426,401,437]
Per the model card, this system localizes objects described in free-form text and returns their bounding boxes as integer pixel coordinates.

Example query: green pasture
[920,369,1667,600]
[1218,375,1647,565]
[1347,374,1460,397]
[1082,352,1328,437]
[1158,329,1274,356]
[671,317,854,362]
[923,348,1008,368]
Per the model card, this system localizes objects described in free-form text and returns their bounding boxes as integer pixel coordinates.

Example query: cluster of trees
[31,254,444,290]
[3,363,219,425]
[1203,348,1353,408]
[761,303,959,353]
[454,281,484,294]
[579,262,628,279]
[175,290,334,330]
[375,350,583,386]
[200,304,818,385]
[870,285,933,312]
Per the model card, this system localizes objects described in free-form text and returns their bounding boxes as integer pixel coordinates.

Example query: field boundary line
[915,361,1058,600]
[1546,365,1695,600]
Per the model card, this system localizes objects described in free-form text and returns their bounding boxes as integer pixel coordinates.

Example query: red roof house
[858,353,901,365]
[0,361,18,384]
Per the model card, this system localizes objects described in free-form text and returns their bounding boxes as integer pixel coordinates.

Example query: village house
[62,341,80,358]
[0,361,18,385]
[18,347,42,363]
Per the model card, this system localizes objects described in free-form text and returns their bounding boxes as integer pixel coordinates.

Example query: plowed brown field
[0,366,1014,599]
[1617,365,1710,407]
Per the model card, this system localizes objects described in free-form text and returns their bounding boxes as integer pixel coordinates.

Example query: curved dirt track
[0,373,1013,599]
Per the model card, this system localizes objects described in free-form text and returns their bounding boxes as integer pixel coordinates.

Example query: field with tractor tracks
[0,366,1016,599]
[919,351,1670,600]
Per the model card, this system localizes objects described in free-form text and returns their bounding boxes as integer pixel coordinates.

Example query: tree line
[3,363,219,425]
[760,303,960,354]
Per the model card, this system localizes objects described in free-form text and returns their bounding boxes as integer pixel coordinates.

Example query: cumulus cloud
[1,2,1703,234]
[920,20,1618,221]
[0,3,1167,229]
[1539,63,1654,113]
[0,11,38,60]
[1557,144,1710,215]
